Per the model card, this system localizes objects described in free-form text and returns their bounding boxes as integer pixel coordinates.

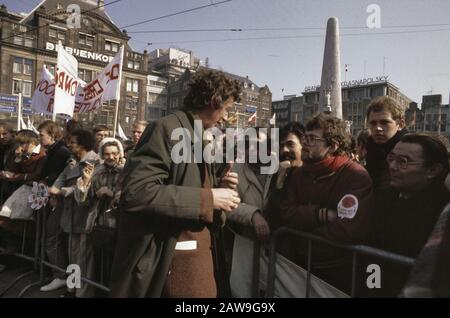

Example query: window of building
[24,60,32,75]
[22,81,32,97]
[79,34,94,47]
[105,40,119,52]
[134,61,140,70]
[24,37,33,47]
[127,61,134,69]
[49,28,65,42]
[13,57,33,75]
[126,78,139,93]
[78,69,93,83]
[13,58,22,73]
[13,79,21,95]
[12,79,32,97]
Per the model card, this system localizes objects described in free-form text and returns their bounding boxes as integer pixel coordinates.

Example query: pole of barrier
[265,227,416,298]
[39,208,47,283]
[17,210,43,297]
[351,251,357,297]
[305,239,312,298]
[251,241,260,298]
[266,229,281,298]
[0,218,38,297]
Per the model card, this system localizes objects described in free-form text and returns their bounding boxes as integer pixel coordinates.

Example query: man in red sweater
[279,113,373,243]
[277,113,373,293]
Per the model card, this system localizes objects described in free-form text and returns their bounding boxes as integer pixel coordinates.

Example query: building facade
[0,0,148,134]
[406,94,450,141]
[299,77,413,135]
[272,95,304,128]
[145,71,167,123]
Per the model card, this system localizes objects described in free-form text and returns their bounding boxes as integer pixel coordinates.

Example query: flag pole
[113,99,119,138]
[112,46,125,138]
[17,92,22,130]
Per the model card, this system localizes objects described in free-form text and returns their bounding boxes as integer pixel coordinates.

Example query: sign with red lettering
[54,43,78,117]
[32,46,124,116]
[75,46,124,113]
[31,66,55,115]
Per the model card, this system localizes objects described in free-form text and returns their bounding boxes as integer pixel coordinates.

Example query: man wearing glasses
[277,113,373,293]
[370,133,450,297]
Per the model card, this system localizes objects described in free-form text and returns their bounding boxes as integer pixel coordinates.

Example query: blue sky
[5,0,450,104]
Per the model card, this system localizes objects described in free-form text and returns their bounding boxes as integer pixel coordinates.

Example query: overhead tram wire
[1,0,124,42]
[119,0,234,29]
[141,27,450,46]
[127,22,450,34]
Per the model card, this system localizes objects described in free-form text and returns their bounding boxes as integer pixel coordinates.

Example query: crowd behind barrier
[0,211,419,298]
[1,93,450,298]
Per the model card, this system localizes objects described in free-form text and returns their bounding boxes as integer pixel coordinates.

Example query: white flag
[27,116,39,134]
[75,46,124,113]
[248,111,257,123]
[117,123,129,140]
[31,66,55,116]
[269,113,276,126]
[54,43,79,117]
[19,116,27,131]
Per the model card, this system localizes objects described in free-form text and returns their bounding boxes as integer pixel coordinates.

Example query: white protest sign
[54,43,79,117]
[31,66,55,116]
[75,46,124,113]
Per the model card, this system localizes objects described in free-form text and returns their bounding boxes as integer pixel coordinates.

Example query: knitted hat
[98,137,124,158]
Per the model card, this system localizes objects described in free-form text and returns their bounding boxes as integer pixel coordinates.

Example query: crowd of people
[0,68,449,298]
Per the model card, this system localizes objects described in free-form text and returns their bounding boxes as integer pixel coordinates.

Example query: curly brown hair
[183,69,241,110]
[305,113,352,156]
[366,96,405,121]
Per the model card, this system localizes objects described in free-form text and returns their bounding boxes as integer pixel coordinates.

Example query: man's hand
[0,170,14,179]
[327,209,338,222]
[211,188,240,212]
[96,186,114,199]
[220,172,238,190]
[48,186,62,196]
[81,162,95,184]
[252,211,271,241]
[276,160,291,189]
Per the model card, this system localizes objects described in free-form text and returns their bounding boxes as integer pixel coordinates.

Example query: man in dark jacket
[368,133,450,297]
[0,123,16,204]
[365,96,408,191]
[110,69,242,298]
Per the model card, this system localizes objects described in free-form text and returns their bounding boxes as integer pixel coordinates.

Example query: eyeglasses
[299,135,326,145]
[386,153,424,169]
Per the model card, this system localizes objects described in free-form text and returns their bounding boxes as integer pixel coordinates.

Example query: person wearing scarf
[278,114,373,243]
[277,114,373,294]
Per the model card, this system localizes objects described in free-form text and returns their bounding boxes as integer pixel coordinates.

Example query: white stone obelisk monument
[319,17,343,119]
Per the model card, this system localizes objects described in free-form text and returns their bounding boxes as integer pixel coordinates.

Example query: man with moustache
[277,113,373,293]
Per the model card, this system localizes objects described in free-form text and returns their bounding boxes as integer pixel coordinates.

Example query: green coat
[109,110,226,298]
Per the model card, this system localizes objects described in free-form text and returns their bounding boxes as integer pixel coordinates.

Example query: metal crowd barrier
[0,206,112,297]
[265,227,415,298]
[0,210,41,297]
